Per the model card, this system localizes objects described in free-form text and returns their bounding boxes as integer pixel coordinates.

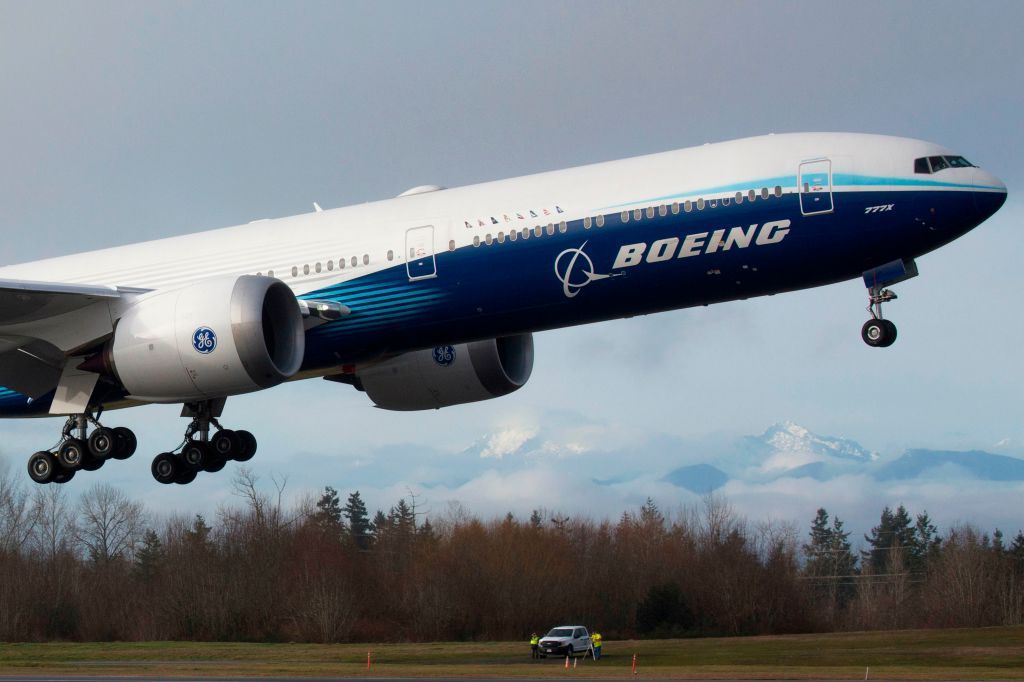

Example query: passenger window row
[265,237,459,278]
[471,185,785,247]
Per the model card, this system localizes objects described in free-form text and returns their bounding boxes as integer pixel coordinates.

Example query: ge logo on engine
[192,327,218,354]
[432,345,456,367]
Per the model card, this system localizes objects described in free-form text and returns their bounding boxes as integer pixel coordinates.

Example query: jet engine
[99,275,304,402]
[352,334,534,410]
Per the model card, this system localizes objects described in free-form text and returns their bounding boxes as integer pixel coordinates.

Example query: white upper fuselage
[0,133,1001,295]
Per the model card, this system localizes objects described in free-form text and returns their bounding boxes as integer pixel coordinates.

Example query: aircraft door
[405,225,437,280]
[799,159,834,215]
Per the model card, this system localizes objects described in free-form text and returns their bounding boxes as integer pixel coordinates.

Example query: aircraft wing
[0,278,145,403]
[0,278,125,326]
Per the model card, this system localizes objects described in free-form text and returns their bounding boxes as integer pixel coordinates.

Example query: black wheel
[112,427,137,460]
[151,452,180,484]
[88,427,116,460]
[234,430,257,462]
[27,451,57,484]
[566,646,574,658]
[181,441,207,469]
[175,468,198,485]
[57,438,86,470]
[53,467,76,484]
[80,453,105,471]
[861,319,893,348]
[880,319,898,347]
[202,453,227,473]
[211,429,240,459]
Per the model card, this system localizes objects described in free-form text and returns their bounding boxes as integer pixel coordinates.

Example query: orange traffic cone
[565,655,570,669]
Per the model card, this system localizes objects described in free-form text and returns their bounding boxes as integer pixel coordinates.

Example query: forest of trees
[0,464,1022,642]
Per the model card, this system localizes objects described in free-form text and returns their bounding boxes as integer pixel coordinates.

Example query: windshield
[546,628,574,637]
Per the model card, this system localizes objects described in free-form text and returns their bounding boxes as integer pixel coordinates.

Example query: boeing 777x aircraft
[0,133,1007,485]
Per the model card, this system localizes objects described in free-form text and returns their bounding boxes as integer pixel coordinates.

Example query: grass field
[1,626,1022,679]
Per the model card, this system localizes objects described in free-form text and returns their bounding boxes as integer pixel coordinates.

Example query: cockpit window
[928,156,950,172]
[914,155,975,174]
[946,155,973,168]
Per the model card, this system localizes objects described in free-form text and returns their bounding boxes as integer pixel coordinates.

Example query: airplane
[0,133,1007,486]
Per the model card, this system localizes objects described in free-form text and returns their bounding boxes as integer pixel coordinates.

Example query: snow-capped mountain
[748,421,878,472]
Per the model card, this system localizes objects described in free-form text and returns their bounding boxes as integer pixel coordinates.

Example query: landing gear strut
[861,287,898,348]
[150,400,258,485]
[26,410,137,484]
[860,258,918,348]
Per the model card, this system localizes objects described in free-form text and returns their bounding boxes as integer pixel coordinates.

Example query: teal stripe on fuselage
[599,173,1000,211]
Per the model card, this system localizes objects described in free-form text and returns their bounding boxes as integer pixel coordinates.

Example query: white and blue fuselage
[0,132,1008,417]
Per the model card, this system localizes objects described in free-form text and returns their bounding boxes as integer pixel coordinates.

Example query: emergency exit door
[405,225,436,280]
[799,159,833,216]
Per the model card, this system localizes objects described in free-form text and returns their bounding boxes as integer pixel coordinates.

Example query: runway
[0,677,932,682]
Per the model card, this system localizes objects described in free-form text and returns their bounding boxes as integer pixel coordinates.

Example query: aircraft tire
[202,453,227,473]
[80,453,105,471]
[211,429,240,459]
[151,452,180,484]
[861,319,892,347]
[234,430,257,462]
[880,319,898,347]
[88,427,116,460]
[175,468,198,485]
[57,438,86,470]
[28,451,58,484]
[181,441,207,470]
[112,427,137,460]
[53,467,76,484]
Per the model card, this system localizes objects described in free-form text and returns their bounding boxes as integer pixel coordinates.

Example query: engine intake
[107,275,304,402]
[354,334,534,411]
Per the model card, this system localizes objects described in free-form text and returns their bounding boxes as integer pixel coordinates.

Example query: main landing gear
[27,412,138,484]
[150,401,257,485]
[861,286,898,348]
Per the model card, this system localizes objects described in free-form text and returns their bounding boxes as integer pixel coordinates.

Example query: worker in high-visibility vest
[592,631,603,660]
[530,633,540,659]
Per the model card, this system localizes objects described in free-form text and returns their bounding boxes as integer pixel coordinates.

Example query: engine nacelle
[108,276,304,402]
[355,334,534,410]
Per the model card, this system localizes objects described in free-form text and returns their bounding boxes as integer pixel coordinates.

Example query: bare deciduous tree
[76,483,145,563]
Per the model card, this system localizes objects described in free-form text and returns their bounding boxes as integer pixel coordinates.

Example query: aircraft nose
[973,169,1008,221]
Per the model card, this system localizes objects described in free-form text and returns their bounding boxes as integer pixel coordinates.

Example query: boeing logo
[613,219,791,269]
[554,241,619,298]
[554,220,792,298]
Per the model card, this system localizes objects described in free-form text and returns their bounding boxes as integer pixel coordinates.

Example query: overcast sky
[1,2,1022,536]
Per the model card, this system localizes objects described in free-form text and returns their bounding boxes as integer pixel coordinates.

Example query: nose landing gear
[26,412,138,484]
[862,287,898,348]
[150,400,258,485]
[860,258,918,348]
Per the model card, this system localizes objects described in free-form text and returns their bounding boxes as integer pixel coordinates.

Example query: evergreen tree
[313,486,345,536]
[992,528,1005,553]
[529,509,543,529]
[1010,530,1024,573]
[371,509,388,542]
[342,491,371,549]
[393,498,416,534]
[639,497,665,528]
[803,508,857,610]
[134,528,163,583]
[864,505,915,573]
[188,514,212,548]
[912,511,941,570]
[418,517,436,543]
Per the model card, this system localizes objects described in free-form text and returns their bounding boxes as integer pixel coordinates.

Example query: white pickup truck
[537,625,591,658]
